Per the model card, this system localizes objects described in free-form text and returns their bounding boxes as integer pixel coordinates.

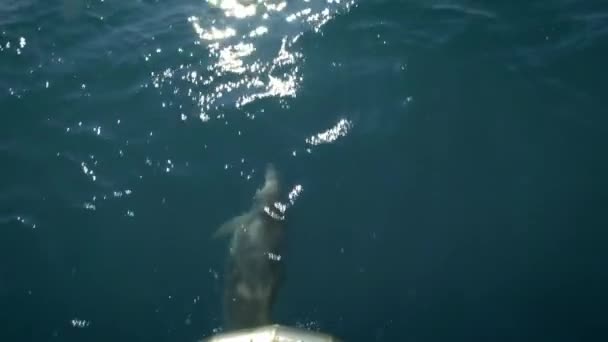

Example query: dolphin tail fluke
[213,212,252,239]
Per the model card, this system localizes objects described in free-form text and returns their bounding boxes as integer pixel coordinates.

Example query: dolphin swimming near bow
[214,163,285,331]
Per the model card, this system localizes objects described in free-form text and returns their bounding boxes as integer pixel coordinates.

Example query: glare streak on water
[70,318,91,329]
[306,118,353,146]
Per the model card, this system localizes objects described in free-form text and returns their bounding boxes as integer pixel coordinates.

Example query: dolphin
[214,163,286,331]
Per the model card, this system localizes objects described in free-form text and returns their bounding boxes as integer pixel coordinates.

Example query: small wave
[430,3,496,19]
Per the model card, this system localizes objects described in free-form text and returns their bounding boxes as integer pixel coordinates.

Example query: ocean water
[1,0,607,341]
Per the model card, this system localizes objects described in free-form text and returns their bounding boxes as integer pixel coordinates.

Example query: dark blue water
[1,0,607,341]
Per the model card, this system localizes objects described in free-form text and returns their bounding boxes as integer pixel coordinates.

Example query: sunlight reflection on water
[146,0,355,123]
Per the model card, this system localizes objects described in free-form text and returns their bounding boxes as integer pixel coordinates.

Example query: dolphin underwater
[214,163,286,331]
